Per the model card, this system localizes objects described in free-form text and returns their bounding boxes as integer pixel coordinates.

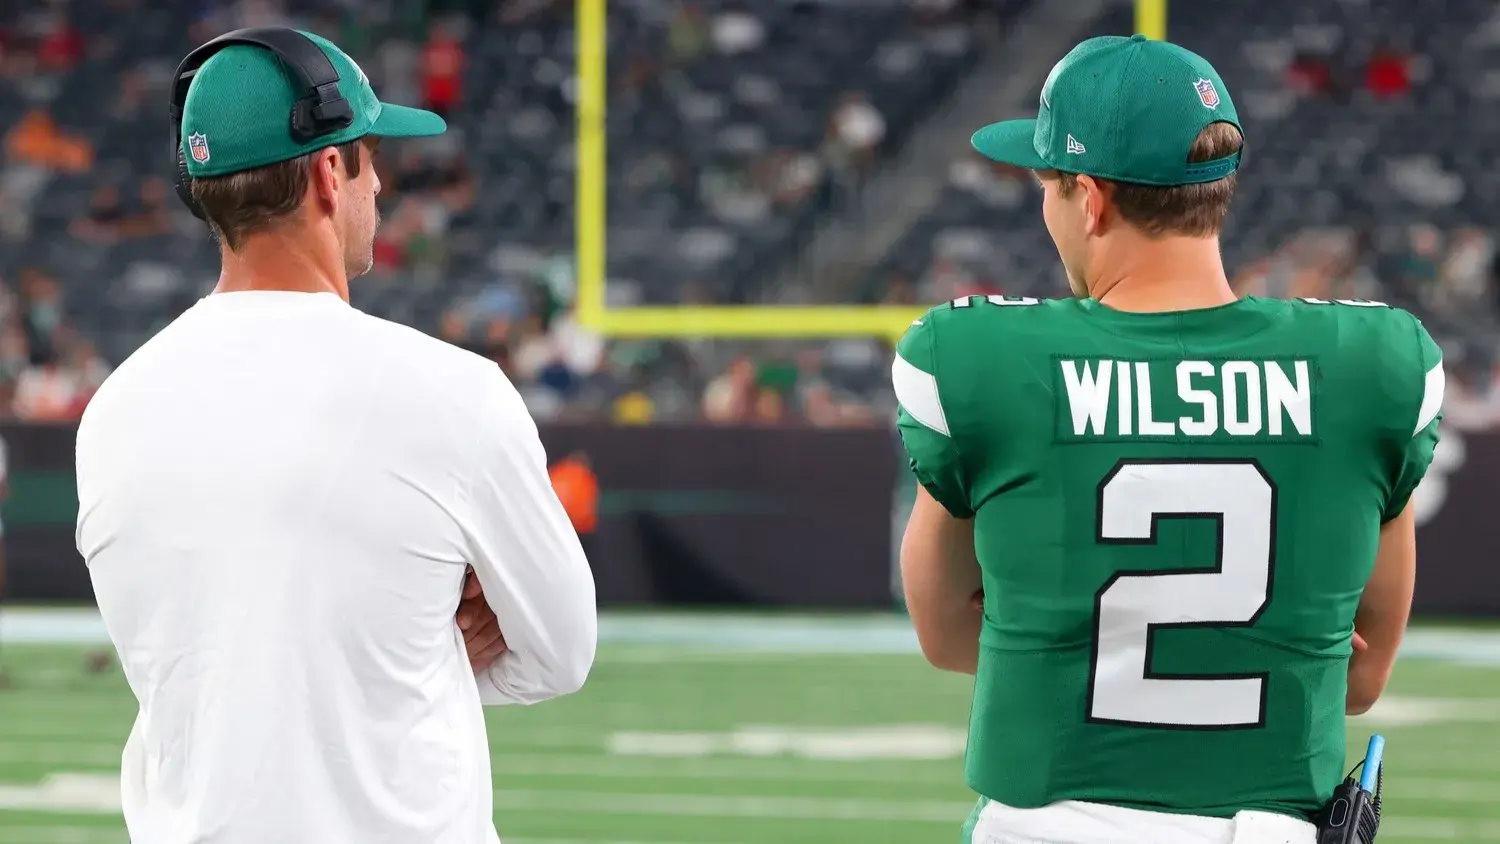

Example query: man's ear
[310,147,341,215]
[1076,174,1111,237]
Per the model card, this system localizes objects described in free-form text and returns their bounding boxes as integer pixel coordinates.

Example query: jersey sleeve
[1383,313,1444,522]
[893,312,973,518]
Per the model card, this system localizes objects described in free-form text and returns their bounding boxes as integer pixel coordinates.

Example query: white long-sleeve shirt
[75,290,597,844]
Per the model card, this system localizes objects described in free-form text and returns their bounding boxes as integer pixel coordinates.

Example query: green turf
[0,642,1497,843]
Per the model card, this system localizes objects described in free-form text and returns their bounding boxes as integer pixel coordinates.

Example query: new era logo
[1194,78,1221,109]
[187,132,210,163]
[1066,134,1086,155]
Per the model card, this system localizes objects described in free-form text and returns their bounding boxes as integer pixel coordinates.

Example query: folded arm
[900,486,983,674]
[1348,502,1416,715]
[462,367,598,705]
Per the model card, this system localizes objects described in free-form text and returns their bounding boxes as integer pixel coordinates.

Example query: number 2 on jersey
[1088,461,1274,729]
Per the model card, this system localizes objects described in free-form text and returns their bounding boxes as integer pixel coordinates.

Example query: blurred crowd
[436,270,889,426]
[0,269,111,422]
[2,0,1499,428]
[2,0,993,426]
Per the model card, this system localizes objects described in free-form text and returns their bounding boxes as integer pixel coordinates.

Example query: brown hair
[189,140,362,251]
[1056,122,1242,238]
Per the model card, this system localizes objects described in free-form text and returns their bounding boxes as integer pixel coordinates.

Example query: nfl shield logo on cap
[187,132,210,164]
[1193,79,1221,109]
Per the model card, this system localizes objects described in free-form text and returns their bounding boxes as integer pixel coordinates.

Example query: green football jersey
[894,294,1443,820]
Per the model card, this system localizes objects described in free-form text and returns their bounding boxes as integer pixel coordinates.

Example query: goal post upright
[572,0,1165,345]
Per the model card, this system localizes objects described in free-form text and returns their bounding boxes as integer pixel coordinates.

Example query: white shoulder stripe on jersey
[892,352,950,437]
[1415,361,1444,436]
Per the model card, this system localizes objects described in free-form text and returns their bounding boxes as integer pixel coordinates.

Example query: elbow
[923,651,967,674]
[483,640,594,706]
[913,626,969,674]
[1346,682,1385,717]
[531,668,588,701]
[1346,675,1388,717]
[541,621,598,698]
[532,573,598,699]
[929,651,973,675]
[553,664,590,697]
[554,593,600,696]
[550,640,595,697]
[1346,654,1396,717]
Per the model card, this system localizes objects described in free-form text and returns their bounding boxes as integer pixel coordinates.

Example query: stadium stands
[0,0,1017,422]
[865,0,1500,371]
[2,0,1498,424]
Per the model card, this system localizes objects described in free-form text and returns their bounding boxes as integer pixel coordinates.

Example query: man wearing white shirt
[74,28,596,844]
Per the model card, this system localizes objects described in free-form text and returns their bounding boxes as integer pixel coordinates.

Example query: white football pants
[967,798,1317,844]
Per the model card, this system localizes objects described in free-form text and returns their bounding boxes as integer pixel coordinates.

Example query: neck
[214,225,349,302]
[1087,233,1234,313]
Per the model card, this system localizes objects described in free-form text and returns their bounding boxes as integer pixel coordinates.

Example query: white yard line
[6,609,1500,663]
[0,832,717,844]
[491,789,972,822]
[1388,752,1500,775]
[0,741,1490,783]
[1393,778,1500,803]
[0,826,123,844]
[489,752,955,783]
[508,839,722,844]
[1380,817,1500,841]
[0,744,120,767]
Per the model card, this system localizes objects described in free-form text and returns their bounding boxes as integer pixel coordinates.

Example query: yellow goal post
[571,0,1167,345]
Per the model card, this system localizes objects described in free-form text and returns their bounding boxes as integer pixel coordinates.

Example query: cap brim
[970,119,1048,169]
[367,103,448,138]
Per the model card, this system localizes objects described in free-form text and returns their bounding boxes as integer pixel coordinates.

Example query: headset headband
[169,27,355,219]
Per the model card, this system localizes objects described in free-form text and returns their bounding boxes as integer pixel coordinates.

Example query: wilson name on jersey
[1059,358,1314,440]
[892,295,1442,820]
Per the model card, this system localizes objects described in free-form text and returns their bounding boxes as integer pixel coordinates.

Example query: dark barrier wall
[1,423,900,608]
[2,424,91,604]
[5,422,1498,615]
[539,424,898,607]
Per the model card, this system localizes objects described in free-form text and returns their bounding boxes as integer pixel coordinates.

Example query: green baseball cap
[972,34,1242,186]
[180,31,446,178]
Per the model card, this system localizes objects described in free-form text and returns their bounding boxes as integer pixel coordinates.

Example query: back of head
[173,29,446,261]
[1052,120,1242,238]
[188,136,362,252]
[970,34,1246,299]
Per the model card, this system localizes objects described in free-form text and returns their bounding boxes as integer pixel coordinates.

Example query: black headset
[169,27,356,219]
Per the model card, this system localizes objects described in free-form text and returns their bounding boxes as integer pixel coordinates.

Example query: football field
[0,612,1497,843]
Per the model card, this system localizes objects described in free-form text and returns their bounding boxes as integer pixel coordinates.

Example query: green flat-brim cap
[972,34,1243,186]
[181,30,446,178]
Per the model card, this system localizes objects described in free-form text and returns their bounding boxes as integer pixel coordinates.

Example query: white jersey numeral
[1088,461,1274,729]
[1298,297,1388,307]
[949,295,1041,308]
